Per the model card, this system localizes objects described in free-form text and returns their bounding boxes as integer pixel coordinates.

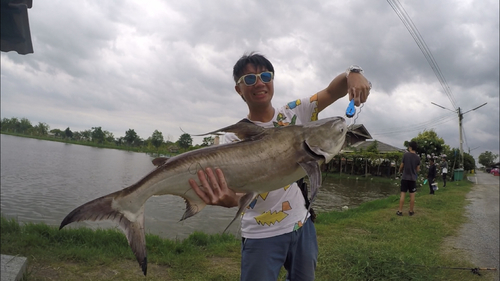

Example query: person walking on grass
[397,141,420,216]
[427,158,437,195]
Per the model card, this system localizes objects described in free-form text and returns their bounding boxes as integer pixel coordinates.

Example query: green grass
[2,179,494,280]
[0,219,241,280]
[314,182,476,280]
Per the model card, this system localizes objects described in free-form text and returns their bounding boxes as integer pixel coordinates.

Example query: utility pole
[458,107,463,166]
[431,102,487,168]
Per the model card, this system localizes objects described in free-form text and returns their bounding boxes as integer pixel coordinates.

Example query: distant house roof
[168,145,179,153]
[347,124,372,140]
[342,140,405,154]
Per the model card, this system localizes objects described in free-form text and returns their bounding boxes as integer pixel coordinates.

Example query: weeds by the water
[1,218,240,280]
[1,179,493,280]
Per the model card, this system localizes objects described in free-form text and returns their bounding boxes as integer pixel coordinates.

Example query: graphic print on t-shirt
[310,94,319,121]
[273,112,297,127]
[249,185,292,226]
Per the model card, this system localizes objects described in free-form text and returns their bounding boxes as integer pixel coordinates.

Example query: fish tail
[59,191,149,276]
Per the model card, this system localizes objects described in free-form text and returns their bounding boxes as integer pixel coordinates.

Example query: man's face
[234,63,274,108]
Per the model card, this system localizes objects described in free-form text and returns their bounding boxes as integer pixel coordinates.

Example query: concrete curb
[1,255,27,281]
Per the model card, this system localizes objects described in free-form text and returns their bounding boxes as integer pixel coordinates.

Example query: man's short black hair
[233,52,275,83]
[409,141,418,151]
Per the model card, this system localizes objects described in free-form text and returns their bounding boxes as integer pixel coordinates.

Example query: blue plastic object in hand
[346,99,356,118]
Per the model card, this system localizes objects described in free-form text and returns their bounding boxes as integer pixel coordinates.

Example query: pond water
[1,134,399,239]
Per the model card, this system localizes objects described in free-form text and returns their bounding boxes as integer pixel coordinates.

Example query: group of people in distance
[427,156,449,195]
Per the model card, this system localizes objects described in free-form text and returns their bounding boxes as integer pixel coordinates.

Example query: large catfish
[59,117,347,275]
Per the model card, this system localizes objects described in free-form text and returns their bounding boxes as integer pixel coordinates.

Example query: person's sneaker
[409,211,415,216]
[396,211,403,216]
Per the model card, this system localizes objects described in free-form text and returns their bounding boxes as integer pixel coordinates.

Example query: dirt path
[453,171,499,280]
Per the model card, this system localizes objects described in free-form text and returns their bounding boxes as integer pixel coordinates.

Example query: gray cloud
[1,0,498,162]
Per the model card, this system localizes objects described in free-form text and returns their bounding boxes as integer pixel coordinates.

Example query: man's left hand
[346,72,371,106]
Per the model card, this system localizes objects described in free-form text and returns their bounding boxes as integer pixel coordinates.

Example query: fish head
[303,117,347,163]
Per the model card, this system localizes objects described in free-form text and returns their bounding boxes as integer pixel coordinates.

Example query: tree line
[2,117,496,176]
[0,117,215,155]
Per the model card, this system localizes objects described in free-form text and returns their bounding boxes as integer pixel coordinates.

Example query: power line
[371,113,456,137]
[387,0,458,109]
[387,0,488,167]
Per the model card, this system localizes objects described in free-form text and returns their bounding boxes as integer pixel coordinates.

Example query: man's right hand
[188,167,242,208]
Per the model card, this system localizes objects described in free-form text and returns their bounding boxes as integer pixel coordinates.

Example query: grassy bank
[1,179,493,280]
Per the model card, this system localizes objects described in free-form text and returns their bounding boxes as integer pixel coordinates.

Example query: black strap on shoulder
[296,178,316,223]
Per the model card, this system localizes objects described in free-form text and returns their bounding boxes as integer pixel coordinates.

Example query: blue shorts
[240,218,318,281]
[401,180,417,193]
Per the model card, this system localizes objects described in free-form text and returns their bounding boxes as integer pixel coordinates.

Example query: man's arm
[316,72,371,113]
[399,163,404,174]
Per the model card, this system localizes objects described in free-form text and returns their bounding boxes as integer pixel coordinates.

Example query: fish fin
[223,192,256,233]
[193,122,266,141]
[298,161,322,221]
[59,193,148,275]
[152,157,169,167]
[121,206,148,276]
[180,189,207,221]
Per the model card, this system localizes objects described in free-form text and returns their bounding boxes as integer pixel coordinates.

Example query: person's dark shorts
[401,180,417,193]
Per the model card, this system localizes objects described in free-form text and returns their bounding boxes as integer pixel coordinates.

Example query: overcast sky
[1,0,498,164]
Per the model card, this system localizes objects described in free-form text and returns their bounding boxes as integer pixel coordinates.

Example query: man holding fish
[189,53,371,281]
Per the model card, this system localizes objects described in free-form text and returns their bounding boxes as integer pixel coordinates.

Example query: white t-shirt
[441,161,448,174]
[225,94,320,239]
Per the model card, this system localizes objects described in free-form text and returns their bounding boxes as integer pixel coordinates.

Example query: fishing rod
[409,263,497,276]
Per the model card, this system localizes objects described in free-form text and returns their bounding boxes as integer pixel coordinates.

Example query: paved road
[457,171,499,280]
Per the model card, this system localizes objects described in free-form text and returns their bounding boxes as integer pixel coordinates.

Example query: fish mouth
[302,141,326,161]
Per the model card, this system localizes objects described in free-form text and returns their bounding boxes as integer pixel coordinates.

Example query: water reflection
[315,179,400,212]
[1,134,399,240]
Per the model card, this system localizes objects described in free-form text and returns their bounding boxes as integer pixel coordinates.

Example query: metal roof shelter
[347,124,372,140]
[1,0,33,54]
